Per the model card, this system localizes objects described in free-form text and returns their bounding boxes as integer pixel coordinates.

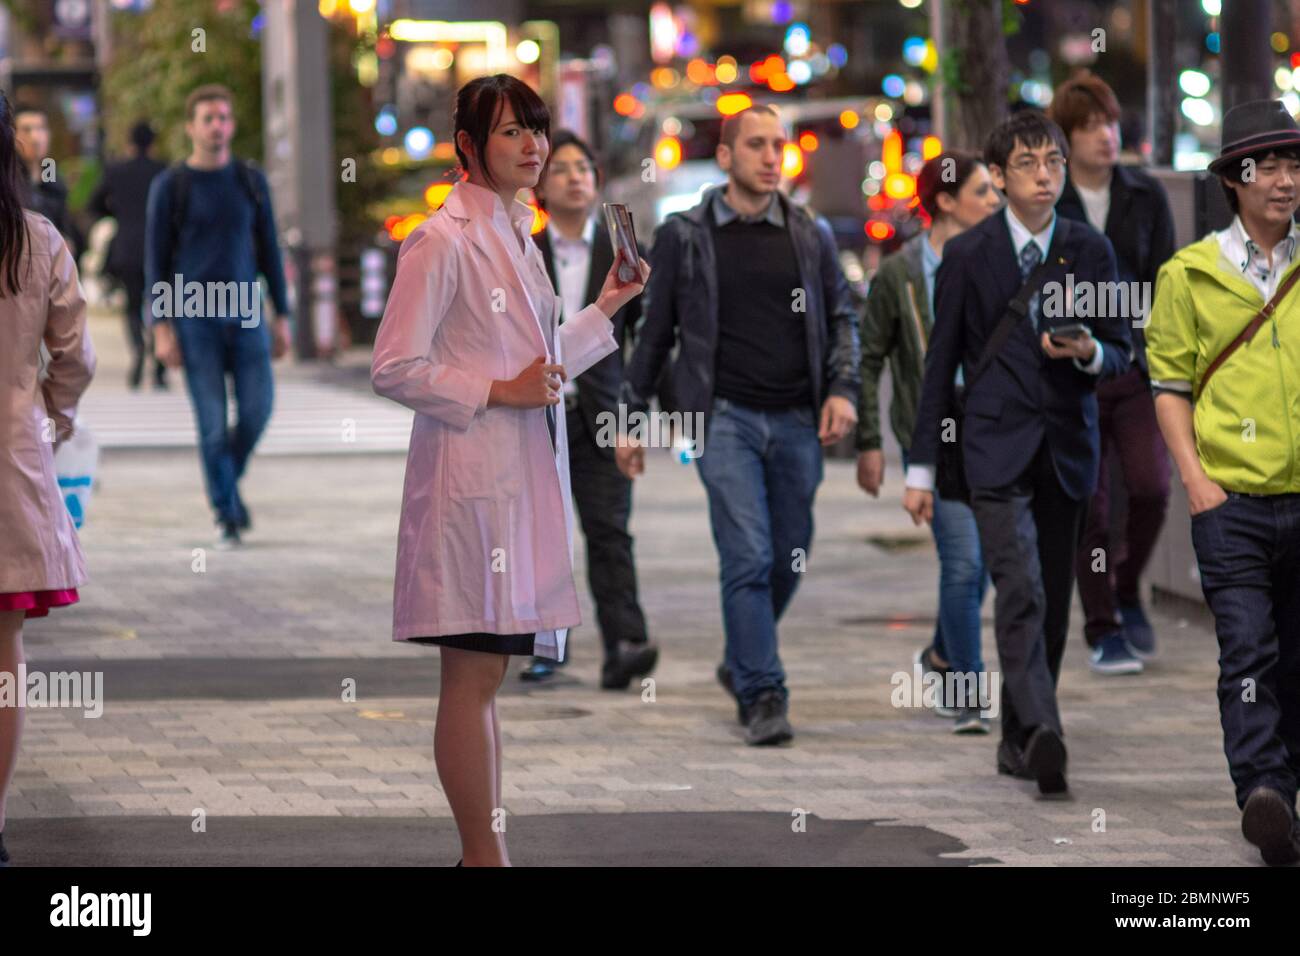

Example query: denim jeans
[173,316,274,525]
[696,397,823,709]
[902,451,989,676]
[1190,491,1300,810]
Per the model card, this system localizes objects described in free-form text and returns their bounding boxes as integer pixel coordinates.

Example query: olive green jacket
[855,234,933,453]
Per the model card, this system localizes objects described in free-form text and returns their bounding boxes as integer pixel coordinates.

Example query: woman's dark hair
[453,74,550,189]
[917,149,984,220]
[1219,147,1300,213]
[0,91,29,297]
[983,109,1069,170]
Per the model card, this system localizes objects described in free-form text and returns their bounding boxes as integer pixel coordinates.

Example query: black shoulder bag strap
[961,256,1059,400]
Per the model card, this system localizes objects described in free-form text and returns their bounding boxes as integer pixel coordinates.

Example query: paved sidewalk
[9,312,1253,866]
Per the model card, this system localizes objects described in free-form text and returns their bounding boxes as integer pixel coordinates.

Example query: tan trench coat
[0,212,96,594]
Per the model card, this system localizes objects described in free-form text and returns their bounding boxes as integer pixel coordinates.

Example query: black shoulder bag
[935,257,1059,503]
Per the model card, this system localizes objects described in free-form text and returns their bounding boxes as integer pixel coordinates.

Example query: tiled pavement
[9,312,1259,866]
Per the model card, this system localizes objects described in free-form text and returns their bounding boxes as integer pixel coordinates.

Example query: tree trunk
[940,0,1010,152]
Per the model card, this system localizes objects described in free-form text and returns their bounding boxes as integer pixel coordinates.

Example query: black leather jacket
[621,186,860,421]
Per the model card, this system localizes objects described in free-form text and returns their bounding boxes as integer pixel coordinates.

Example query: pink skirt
[0,589,80,619]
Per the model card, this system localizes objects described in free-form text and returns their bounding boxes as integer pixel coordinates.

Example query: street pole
[1145,0,1175,166]
[1220,0,1272,114]
[262,0,339,360]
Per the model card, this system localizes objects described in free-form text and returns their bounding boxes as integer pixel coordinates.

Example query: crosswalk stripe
[81,380,414,454]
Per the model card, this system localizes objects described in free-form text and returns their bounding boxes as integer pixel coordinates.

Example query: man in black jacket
[904,111,1132,797]
[520,130,659,691]
[1049,72,1176,674]
[88,121,168,390]
[14,104,84,259]
[617,104,860,746]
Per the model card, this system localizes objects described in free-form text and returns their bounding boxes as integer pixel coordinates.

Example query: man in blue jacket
[904,111,1132,797]
[616,104,860,746]
[146,84,291,548]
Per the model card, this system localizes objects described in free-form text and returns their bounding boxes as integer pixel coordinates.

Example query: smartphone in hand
[1048,322,1090,348]
[603,203,642,283]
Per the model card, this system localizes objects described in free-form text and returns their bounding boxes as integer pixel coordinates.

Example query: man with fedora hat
[1148,98,1300,865]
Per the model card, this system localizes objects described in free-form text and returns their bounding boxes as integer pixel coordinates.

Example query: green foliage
[100,0,264,162]
[99,1,392,239]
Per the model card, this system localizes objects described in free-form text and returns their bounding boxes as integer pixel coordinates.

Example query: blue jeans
[902,451,989,676]
[696,398,823,709]
[173,317,274,525]
[1190,491,1300,809]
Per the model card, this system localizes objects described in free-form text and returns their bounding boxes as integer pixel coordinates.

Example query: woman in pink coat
[371,74,647,866]
[0,92,96,867]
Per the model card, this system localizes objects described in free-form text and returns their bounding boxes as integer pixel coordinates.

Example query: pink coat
[371,181,618,660]
[0,213,96,594]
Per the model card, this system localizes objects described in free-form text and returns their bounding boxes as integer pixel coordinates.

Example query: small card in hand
[602,202,642,283]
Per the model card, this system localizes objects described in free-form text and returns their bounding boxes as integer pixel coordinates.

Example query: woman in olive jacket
[855,151,1000,730]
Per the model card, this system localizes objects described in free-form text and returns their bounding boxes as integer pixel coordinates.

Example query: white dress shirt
[547,216,597,397]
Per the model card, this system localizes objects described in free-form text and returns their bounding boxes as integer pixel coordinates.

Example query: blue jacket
[909,212,1131,501]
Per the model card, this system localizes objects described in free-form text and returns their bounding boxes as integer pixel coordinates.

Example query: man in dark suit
[88,121,169,389]
[904,110,1132,797]
[519,129,659,690]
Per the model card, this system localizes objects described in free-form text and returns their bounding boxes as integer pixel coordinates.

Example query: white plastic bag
[54,418,99,529]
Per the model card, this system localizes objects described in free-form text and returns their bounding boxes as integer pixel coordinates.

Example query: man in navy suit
[903,111,1132,797]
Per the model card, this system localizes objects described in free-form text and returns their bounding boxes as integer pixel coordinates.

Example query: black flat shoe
[0,831,10,867]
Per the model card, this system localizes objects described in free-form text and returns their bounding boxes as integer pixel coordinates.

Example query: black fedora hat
[1209,99,1300,174]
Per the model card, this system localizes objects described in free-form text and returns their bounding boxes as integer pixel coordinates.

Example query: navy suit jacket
[909,211,1131,501]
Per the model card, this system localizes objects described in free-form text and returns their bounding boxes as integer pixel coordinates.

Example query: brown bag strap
[1196,264,1300,400]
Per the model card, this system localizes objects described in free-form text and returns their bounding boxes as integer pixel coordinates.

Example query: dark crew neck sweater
[710,217,811,409]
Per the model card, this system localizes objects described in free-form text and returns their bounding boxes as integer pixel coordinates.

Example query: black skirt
[409,632,536,656]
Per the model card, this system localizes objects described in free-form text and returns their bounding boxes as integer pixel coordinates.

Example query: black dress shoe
[600,641,659,690]
[1023,726,1069,797]
[716,663,747,724]
[1241,787,1300,866]
[996,738,1033,780]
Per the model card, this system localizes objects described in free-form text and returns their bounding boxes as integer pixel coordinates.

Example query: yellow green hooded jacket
[1146,232,1300,493]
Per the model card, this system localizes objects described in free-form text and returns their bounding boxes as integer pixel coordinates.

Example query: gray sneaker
[744,690,793,746]
[953,707,991,735]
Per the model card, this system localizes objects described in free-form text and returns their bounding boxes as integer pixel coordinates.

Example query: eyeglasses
[1007,155,1067,175]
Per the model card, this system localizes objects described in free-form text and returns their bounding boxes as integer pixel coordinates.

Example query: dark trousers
[1074,368,1171,645]
[567,405,649,659]
[970,440,1086,747]
[121,268,166,387]
[1191,492,1300,809]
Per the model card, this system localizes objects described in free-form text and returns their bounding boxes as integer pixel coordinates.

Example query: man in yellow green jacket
[1147,99,1300,866]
